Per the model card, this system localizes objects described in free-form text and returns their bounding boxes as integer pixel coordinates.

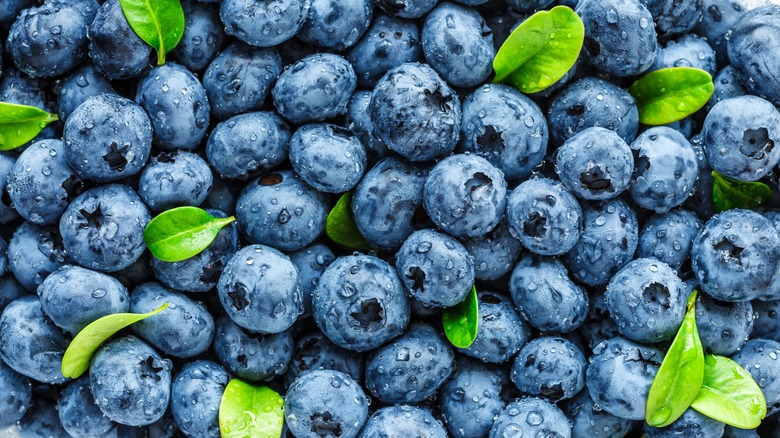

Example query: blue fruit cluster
[1,0,780,436]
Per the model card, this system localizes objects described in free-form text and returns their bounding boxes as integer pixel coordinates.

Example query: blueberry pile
[1,0,780,437]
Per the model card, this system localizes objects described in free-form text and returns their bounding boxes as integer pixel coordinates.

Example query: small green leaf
[442,285,479,349]
[219,379,284,438]
[144,206,235,262]
[690,355,767,429]
[326,192,371,251]
[119,0,185,65]
[646,290,704,427]
[711,170,771,213]
[61,303,168,379]
[0,102,58,150]
[493,5,584,94]
[628,67,714,125]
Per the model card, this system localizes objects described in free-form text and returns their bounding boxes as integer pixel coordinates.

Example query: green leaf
[61,303,168,379]
[219,379,284,438]
[690,355,767,429]
[442,285,479,349]
[645,290,704,427]
[711,170,771,213]
[493,5,584,94]
[119,0,185,65]
[325,192,371,251]
[144,206,235,262]
[628,67,714,125]
[0,102,58,150]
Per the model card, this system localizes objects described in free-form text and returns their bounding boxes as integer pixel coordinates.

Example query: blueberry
[555,127,634,201]
[0,153,20,225]
[0,0,34,27]
[360,405,448,438]
[285,370,369,438]
[703,96,780,182]
[422,2,495,88]
[704,65,749,112]
[724,426,760,438]
[220,0,308,48]
[288,244,336,318]
[171,0,227,72]
[752,299,780,342]
[90,336,172,426]
[692,209,780,301]
[395,229,474,308]
[695,0,757,66]
[547,77,640,146]
[565,198,639,286]
[577,0,658,77]
[345,90,391,163]
[6,139,83,225]
[138,150,213,212]
[130,282,215,358]
[152,209,239,293]
[235,170,328,251]
[59,184,151,272]
[37,265,129,335]
[136,63,211,151]
[8,222,69,291]
[369,62,461,162]
[488,397,571,438]
[347,14,422,88]
[637,209,702,273]
[564,390,636,438]
[7,0,98,78]
[696,291,753,355]
[170,360,230,438]
[17,392,70,438]
[365,323,454,403]
[0,65,48,109]
[644,407,726,437]
[462,219,523,281]
[285,331,364,386]
[424,154,507,239]
[640,0,704,37]
[375,0,437,19]
[511,337,586,402]
[352,156,428,251]
[630,127,699,213]
[684,135,717,220]
[0,275,28,314]
[213,316,293,382]
[63,93,152,182]
[732,339,780,416]
[57,377,116,437]
[506,177,583,256]
[728,5,780,106]
[460,84,549,181]
[202,42,282,120]
[650,34,716,75]
[299,0,373,51]
[605,258,687,343]
[586,337,663,420]
[439,359,506,438]
[510,255,589,333]
[289,123,368,194]
[206,111,290,180]
[312,254,410,352]
[272,53,357,124]
[217,244,302,334]
[459,291,531,363]
[87,0,153,80]
[0,360,32,428]
[57,64,115,121]
[0,296,69,383]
